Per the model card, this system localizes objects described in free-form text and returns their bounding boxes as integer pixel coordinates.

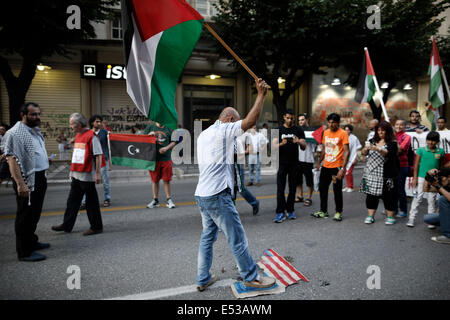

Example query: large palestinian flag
[121,0,204,130]
[355,48,376,104]
[109,133,156,170]
[428,38,445,109]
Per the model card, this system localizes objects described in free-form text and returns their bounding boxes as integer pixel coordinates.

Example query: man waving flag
[121,0,204,130]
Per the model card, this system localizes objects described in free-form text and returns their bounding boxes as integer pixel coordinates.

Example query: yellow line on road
[0,189,342,221]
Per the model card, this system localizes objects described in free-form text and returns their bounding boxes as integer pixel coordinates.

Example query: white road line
[106,278,236,300]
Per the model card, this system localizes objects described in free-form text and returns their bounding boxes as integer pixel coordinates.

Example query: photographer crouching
[423,168,450,244]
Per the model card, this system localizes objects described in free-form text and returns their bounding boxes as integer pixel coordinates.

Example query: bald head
[219,107,240,123]
[369,119,379,130]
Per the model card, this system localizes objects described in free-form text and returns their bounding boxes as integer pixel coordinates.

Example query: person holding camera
[272,109,306,223]
[407,131,445,227]
[423,168,450,244]
[360,121,399,225]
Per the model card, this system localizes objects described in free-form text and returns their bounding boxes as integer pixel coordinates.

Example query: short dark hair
[327,113,340,123]
[438,116,446,122]
[20,102,39,116]
[426,131,440,142]
[298,113,308,120]
[89,114,103,129]
[344,124,353,132]
[284,109,295,116]
[409,110,420,117]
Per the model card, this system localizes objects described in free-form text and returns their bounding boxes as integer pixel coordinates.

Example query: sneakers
[197,274,217,292]
[287,212,296,220]
[396,211,407,218]
[431,235,450,245]
[342,187,347,192]
[346,188,354,193]
[244,276,276,288]
[311,211,328,218]
[147,199,160,208]
[333,212,343,221]
[167,198,176,209]
[365,216,375,224]
[427,224,436,229]
[385,217,396,225]
[274,213,286,223]
[406,219,415,227]
[19,252,46,262]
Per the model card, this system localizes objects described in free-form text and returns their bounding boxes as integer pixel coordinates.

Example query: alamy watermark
[366,5,381,30]
[366,265,381,290]
[67,265,81,290]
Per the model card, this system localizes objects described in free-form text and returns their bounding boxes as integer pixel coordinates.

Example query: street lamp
[205,74,221,80]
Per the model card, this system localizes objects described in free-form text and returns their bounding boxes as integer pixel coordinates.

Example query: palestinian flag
[121,0,204,130]
[109,133,156,170]
[355,48,376,104]
[428,38,445,109]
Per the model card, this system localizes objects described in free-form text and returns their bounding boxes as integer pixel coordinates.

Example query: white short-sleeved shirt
[347,134,362,171]
[195,120,243,197]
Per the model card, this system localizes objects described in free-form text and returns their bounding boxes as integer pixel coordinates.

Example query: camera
[425,171,440,184]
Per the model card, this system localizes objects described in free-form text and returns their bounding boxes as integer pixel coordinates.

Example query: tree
[0,0,118,125]
[212,0,450,121]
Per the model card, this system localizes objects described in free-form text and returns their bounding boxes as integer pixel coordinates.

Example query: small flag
[312,125,325,144]
[109,133,156,170]
[428,38,445,109]
[426,103,440,131]
[355,49,376,104]
[257,249,308,287]
[121,0,204,130]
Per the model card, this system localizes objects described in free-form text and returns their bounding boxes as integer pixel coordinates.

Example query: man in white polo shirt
[195,78,275,292]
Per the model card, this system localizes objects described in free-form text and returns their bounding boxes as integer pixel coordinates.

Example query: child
[407,131,444,227]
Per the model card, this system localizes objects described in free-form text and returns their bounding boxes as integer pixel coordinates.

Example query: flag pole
[204,23,259,81]
[365,47,389,121]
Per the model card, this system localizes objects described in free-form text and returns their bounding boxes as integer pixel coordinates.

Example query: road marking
[106,278,235,300]
[0,189,345,220]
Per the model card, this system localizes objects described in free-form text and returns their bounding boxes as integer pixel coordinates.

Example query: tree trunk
[0,54,38,125]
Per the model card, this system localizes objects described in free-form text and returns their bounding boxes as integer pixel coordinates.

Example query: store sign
[80,63,127,80]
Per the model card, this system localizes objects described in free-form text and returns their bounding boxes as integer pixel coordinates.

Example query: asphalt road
[0,168,449,300]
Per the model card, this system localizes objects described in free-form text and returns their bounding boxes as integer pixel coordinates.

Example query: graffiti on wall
[101,106,151,133]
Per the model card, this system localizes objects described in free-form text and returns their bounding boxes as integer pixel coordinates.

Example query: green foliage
[211,0,450,116]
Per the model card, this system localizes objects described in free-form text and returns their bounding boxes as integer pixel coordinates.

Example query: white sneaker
[342,187,348,192]
[427,224,436,229]
[147,199,160,208]
[406,219,415,227]
[167,198,176,209]
[346,188,354,193]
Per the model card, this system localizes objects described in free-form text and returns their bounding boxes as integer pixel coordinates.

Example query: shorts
[297,162,313,187]
[149,160,173,183]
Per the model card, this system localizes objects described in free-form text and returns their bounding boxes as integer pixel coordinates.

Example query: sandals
[295,196,304,203]
[103,200,111,207]
[304,199,312,206]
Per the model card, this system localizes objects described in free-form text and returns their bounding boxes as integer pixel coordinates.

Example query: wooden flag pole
[204,23,259,81]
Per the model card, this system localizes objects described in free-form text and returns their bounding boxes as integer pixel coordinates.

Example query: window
[195,0,218,18]
[111,15,122,40]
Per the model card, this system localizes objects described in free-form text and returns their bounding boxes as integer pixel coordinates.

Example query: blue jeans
[397,167,409,213]
[424,196,450,238]
[101,162,111,201]
[249,154,261,183]
[195,188,259,286]
[238,165,259,208]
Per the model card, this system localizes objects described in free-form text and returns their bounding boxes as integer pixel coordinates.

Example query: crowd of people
[2,96,449,272]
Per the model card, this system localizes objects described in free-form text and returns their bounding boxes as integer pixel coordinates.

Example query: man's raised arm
[241,79,268,132]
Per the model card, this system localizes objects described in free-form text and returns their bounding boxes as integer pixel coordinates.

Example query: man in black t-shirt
[272,109,306,223]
